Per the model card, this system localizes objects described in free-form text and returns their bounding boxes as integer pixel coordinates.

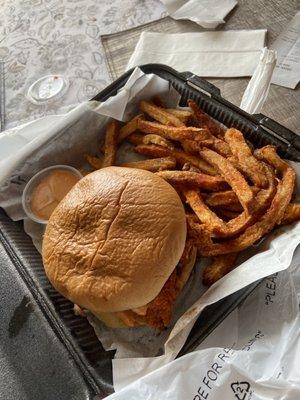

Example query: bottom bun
[92,311,128,328]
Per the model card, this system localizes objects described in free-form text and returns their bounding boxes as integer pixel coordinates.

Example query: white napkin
[161,0,238,29]
[240,48,277,114]
[127,30,267,77]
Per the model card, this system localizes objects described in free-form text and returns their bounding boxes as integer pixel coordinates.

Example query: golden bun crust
[42,167,186,313]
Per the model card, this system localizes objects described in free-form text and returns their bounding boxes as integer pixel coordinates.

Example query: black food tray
[1,64,299,400]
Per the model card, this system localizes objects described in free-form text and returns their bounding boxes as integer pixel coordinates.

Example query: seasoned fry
[118,115,141,144]
[182,164,201,173]
[209,139,232,157]
[200,149,254,212]
[205,187,260,208]
[156,170,229,191]
[188,163,276,238]
[103,121,118,167]
[140,100,184,127]
[135,144,217,175]
[214,208,239,220]
[195,149,295,255]
[205,190,241,207]
[176,240,197,291]
[152,95,166,108]
[143,134,174,149]
[120,157,176,172]
[188,99,225,138]
[181,139,214,154]
[126,133,144,146]
[202,253,238,286]
[134,144,170,157]
[225,128,268,188]
[216,203,244,212]
[186,218,213,248]
[165,108,192,124]
[255,145,291,178]
[279,203,300,225]
[85,154,103,170]
[180,123,231,157]
[185,189,227,234]
[137,118,211,142]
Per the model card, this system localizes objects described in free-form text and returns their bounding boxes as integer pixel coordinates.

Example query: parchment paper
[0,68,299,391]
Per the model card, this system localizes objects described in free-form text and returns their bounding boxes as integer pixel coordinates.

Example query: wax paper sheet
[106,250,300,399]
[0,68,299,391]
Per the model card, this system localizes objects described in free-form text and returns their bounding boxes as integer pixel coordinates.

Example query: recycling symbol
[230,381,251,400]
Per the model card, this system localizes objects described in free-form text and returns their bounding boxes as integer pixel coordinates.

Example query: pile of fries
[84,98,300,287]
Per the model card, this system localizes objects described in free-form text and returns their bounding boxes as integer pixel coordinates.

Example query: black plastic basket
[1,64,299,400]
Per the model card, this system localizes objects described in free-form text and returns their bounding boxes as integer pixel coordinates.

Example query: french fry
[103,121,119,167]
[213,208,239,221]
[181,139,214,155]
[279,203,300,225]
[195,148,295,255]
[126,133,145,145]
[185,212,199,224]
[216,203,244,212]
[118,115,141,144]
[140,100,184,127]
[202,253,238,286]
[209,139,232,157]
[204,190,241,208]
[176,240,197,291]
[85,154,103,170]
[200,149,254,213]
[120,157,176,172]
[137,118,211,142]
[152,95,166,108]
[255,145,291,178]
[187,162,276,238]
[184,189,227,234]
[186,218,213,249]
[188,99,225,138]
[225,128,268,188]
[165,109,192,124]
[182,164,201,173]
[156,170,229,191]
[205,187,260,208]
[135,144,217,175]
[143,134,174,149]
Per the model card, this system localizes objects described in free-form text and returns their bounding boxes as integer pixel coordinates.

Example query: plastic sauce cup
[22,165,82,224]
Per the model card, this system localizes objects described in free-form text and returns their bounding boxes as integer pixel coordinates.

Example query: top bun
[42,167,186,314]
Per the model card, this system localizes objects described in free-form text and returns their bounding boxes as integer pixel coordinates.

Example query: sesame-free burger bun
[42,167,186,315]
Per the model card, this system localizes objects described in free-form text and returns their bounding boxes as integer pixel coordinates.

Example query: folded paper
[127,30,267,77]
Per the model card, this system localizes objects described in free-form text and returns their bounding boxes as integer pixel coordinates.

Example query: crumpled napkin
[161,0,238,29]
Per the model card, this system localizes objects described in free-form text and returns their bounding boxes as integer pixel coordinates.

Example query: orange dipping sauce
[30,170,80,221]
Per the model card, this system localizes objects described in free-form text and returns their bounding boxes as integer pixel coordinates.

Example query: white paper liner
[0,68,299,391]
[106,251,300,399]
